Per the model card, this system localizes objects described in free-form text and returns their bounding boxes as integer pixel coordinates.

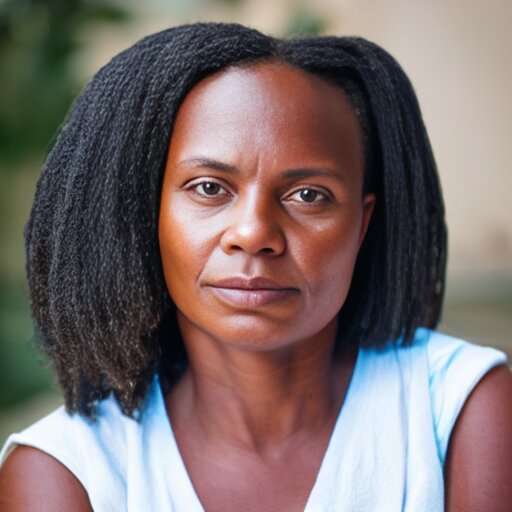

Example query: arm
[445,364,512,512]
[0,446,92,512]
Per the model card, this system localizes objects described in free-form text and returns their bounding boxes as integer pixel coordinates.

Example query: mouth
[206,277,299,307]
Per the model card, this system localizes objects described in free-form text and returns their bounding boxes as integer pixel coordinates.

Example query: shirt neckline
[303,346,364,510]
[150,348,364,511]
[150,379,206,511]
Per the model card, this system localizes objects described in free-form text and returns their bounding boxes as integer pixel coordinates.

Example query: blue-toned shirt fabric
[0,329,507,511]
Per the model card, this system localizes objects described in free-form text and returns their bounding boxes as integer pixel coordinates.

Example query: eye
[286,187,329,204]
[198,182,222,196]
[298,189,320,203]
[186,179,230,198]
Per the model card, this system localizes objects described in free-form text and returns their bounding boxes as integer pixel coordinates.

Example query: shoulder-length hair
[25,22,446,417]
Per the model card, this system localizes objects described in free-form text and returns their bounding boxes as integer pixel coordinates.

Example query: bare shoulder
[445,363,512,512]
[0,445,92,512]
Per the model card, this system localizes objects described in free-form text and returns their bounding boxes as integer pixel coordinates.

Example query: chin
[198,313,339,355]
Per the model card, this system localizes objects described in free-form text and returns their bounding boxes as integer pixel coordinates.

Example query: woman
[0,23,511,511]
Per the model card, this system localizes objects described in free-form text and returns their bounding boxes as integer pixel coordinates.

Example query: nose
[219,193,286,256]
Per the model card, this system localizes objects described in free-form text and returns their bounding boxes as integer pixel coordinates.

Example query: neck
[166,315,356,454]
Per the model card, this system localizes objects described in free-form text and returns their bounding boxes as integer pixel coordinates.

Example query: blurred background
[1,0,511,442]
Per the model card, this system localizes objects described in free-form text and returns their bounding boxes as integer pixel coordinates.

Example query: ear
[358,193,376,248]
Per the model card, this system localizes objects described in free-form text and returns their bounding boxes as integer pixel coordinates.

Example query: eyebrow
[176,157,346,182]
[280,168,345,183]
[176,158,237,173]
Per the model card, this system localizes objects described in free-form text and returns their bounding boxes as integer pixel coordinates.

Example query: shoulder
[391,330,511,509]
[423,330,507,415]
[1,397,128,478]
[410,329,512,510]
[0,391,137,511]
[0,445,92,511]
[444,363,512,511]
[372,328,506,390]
[390,329,507,458]
[421,331,507,431]
[423,329,506,376]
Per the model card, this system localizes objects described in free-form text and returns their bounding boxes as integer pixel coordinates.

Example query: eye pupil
[300,189,317,202]
[202,182,220,195]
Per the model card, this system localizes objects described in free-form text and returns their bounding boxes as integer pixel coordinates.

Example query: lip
[206,277,299,307]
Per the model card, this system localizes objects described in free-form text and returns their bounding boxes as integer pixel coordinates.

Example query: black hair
[25,22,447,417]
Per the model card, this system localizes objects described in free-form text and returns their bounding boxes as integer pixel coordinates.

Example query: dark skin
[158,62,373,511]
[1,62,511,511]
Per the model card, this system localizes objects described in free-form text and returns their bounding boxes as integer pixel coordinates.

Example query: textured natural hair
[25,22,446,417]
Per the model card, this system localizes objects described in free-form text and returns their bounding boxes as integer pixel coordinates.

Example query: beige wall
[324,0,512,299]
[76,0,512,299]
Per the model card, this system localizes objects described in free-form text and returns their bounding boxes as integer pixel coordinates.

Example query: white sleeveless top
[0,329,507,511]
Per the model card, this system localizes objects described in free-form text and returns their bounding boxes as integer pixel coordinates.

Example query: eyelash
[185,179,331,205]
[285,187,329,204]
[186,179,231,198]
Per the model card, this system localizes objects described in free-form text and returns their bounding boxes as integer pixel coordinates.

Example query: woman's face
[159,61,375,350]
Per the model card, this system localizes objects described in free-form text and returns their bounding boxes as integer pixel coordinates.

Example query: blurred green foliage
[0,0,328,417]
[284,7,326,37]
[212,0,244,5]
[0,0,129,165]
[0,0,129,413]
[0,284,51,409]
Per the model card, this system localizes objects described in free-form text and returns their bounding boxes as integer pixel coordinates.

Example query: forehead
[167,60,363,178]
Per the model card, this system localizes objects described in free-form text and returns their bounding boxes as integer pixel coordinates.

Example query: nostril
[229,245,275,254]
[219,217,286,256]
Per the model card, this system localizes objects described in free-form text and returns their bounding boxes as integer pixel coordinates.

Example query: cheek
[298,217,363,314]
[158,202,212,306]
